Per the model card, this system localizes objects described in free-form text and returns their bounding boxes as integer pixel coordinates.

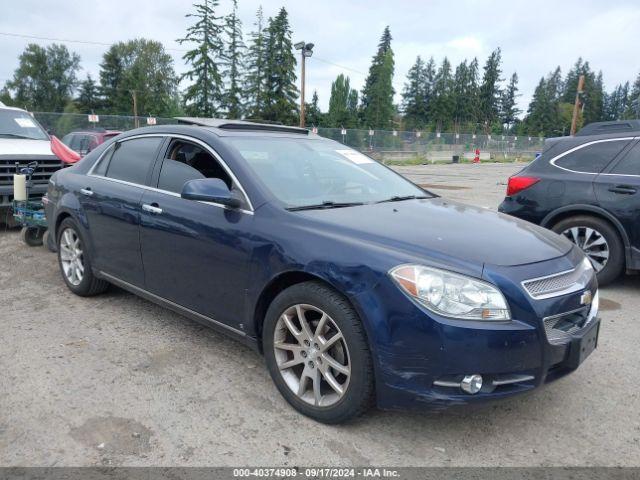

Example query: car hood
[294,197,572,267]
[0,138,52,155]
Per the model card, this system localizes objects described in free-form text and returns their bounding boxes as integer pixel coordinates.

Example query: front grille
[0,155,62,187]
[543,302,596,345]
[522,260,592,299]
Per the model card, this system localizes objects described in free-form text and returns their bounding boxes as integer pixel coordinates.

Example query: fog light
[461,374,483,394]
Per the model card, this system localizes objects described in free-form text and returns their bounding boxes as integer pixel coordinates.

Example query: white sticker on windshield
[15,117,37,128]
[336,149,374,165]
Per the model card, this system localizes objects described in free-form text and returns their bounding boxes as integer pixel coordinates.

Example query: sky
[1,0,639,117]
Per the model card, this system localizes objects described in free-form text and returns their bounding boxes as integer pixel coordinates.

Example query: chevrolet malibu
[44,119,600,423]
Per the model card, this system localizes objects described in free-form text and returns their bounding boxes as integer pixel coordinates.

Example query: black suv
[500,120,640,285]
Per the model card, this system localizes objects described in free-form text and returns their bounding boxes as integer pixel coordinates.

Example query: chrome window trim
[549,137,636,175]
[86,132,254,215]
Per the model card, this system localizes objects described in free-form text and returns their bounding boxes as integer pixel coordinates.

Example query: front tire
[57,218,109,296]
[263,281,374,424]
[552,215,624,286]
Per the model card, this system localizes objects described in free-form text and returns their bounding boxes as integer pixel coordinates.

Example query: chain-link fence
[32,112,178,138]
[316,128,545,163]
[31,112,545,164]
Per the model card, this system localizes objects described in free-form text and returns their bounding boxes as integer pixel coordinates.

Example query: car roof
[67,129,122,135]
[576,120,640,137]
[175,117,316,137]
[0,104,29,113]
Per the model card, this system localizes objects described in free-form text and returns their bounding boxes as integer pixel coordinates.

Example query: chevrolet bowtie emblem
[580,290,593,306]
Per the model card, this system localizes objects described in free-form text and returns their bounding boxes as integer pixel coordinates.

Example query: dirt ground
[1,163,639,467]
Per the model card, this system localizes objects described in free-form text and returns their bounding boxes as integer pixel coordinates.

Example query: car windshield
[0,109,49,140]
[226,136,432,209]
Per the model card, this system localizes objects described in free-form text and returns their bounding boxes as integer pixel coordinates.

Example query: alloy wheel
[59,228,84,286]
[561,226,610,272]
[273,304,351,407]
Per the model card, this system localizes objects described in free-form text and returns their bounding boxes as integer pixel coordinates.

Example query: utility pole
[570,75,585,136]
[130,90,139,128]
[300,52,306,128]
[294,41,314,128]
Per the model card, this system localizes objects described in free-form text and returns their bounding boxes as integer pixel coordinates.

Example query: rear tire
[57,217,109,296]
[263,281,374,424]
[552,215,624,286]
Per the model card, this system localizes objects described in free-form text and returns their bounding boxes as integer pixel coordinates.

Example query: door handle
[142,203,163,214]
[608,185,637,195]
[80,188,93,196]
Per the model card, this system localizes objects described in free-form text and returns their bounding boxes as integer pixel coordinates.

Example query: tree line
[1,0,639,137]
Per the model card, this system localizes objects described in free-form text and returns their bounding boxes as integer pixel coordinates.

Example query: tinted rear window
[105,137,162,185]
[611,141,640,175]
[554,140,629,174]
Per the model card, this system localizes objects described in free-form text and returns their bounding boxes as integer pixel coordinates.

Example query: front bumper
[356,251,600,410]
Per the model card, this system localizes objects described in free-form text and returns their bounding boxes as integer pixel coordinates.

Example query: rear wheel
[263,281,374,424]
[57,218,109,296]
[552,215,624,286]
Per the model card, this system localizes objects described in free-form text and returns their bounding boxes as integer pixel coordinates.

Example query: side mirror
[181,178,243,209]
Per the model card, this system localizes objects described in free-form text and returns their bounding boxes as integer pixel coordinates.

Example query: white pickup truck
[0,102,63,225]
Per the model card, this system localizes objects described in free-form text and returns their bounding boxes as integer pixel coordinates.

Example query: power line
[313,56,367,77]
[0,31,188,53]
[0,31,368,78]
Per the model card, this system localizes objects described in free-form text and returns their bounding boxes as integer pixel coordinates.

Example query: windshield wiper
[375,194,432,204]
[287,201,365,211]
[0,133,39,140]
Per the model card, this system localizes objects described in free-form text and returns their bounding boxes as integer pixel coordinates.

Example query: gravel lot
[1,163,639,467]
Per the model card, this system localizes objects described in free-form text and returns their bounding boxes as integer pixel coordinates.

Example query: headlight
[390,265,511,321]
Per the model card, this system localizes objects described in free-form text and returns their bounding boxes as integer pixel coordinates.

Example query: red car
[61,129,122,156]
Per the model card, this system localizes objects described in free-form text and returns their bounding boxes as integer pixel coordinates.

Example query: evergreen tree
[401,56,428,129]
[361,26,395,129]
[478,48,503,128]
[177,0,225,116]
[561,58,605,124]
[500,72,521,129]
[76,74,101,113]
[624,72,640,119]
[262,8,298,124]
[523,67,573,136]
[100,39,179,116]
[222,0,245,118]
[244,6,267,119]
[305,90,323,127]
[423,57,437,126]
[452,59,478,128]
[328,74,359,128]
[430,57,454,131]
[604,82,629,120]
[6,43,80,112]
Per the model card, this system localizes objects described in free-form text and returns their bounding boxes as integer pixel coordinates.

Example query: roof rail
[174,117,309,135]
[576,120,640,137]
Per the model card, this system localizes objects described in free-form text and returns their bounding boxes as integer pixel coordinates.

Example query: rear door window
[105,137,163,185]
[610,141,640,176]
[554,140,630,174]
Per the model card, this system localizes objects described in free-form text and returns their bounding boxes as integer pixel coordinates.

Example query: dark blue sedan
[44,119,601,423]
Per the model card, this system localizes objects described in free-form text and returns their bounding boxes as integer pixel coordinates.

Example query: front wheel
[263,281,374,424]
[552,215,624,286]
